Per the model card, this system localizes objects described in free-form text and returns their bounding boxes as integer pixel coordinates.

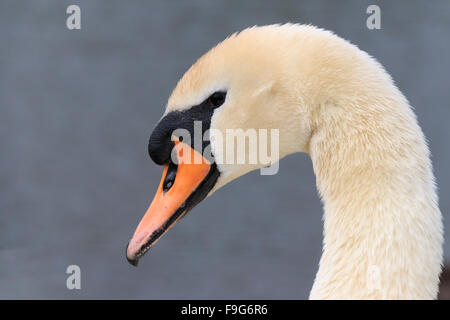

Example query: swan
[125,24,443,299]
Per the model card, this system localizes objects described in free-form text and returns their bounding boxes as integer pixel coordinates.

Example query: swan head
[126,25,321,266]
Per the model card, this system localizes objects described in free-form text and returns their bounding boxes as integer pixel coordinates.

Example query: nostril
[163,180,173,191]
[162,162,177,193]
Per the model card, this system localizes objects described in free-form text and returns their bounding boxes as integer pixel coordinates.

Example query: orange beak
[126,140,217,266]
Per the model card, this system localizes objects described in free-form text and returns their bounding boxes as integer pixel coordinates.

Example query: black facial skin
[126,92,226,266]
[148,91,227,165]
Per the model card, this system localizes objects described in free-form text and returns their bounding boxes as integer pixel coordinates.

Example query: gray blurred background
[0,0,449,299]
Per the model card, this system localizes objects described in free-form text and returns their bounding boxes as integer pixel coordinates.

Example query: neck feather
[307,89,443,299]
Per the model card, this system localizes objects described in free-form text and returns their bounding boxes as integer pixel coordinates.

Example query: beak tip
[126,242,139,267]
[127,257,139,267]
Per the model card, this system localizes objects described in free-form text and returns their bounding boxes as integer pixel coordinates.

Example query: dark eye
[207,92,226,109]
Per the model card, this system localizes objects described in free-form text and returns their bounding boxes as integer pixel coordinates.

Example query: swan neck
[307,95,443,299]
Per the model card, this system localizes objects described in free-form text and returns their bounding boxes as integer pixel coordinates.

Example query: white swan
[126,24,443,299]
